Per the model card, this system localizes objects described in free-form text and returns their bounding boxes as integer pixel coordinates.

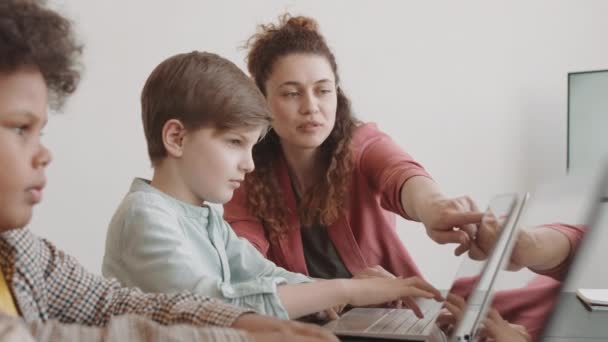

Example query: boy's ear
[162,119,186,158]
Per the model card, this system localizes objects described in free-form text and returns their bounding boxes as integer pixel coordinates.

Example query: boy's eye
[229,139,242,146]
[283,91,300,98]
[13,125,28,136]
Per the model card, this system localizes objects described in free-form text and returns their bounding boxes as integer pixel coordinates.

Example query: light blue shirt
[102,178,312,319]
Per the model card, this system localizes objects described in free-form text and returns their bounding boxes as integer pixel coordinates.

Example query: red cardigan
[224,123,430,278]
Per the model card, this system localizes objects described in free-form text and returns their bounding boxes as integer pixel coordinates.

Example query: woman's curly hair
[0,0,82,109]
[244,14,357,242]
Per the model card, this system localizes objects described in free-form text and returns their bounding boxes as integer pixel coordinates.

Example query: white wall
[30,0,608,289]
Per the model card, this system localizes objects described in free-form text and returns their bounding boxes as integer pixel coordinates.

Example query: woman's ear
[162,119,186,158]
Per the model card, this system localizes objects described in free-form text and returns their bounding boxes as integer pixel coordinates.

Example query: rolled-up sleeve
[356,124,431,219]
[533,223,587,280]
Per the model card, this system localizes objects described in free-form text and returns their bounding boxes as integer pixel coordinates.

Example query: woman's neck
[281,143,323,196]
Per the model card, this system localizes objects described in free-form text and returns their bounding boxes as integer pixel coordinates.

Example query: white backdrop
[29,0,608,289]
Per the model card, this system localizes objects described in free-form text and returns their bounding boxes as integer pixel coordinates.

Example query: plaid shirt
[0,228,254,341]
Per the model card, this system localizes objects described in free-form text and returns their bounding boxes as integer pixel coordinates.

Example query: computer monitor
[567,69,608,175]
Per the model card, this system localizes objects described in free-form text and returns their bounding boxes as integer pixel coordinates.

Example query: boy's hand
[232,314,338,342]
[323,307,342,320]
[344,276,443,318]
[352,265,395,279]
[353,265,405,309]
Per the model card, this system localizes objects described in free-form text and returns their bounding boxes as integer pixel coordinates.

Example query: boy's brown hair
[141,51,272,165]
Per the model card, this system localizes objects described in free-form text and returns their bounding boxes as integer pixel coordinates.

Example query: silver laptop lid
[448,192,528,342]
[454,166,606,342]
[322,193,521,341]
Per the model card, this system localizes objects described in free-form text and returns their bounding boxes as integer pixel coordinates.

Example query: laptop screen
[443,193,524,341]
[457,168,606,342]
[323,193,523,341]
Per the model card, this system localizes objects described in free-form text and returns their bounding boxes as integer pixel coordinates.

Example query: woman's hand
[400,178,482,255]
[436,295,530,342]
[468,212,533,271]
[435,293,466,335]
[417,195,484,256]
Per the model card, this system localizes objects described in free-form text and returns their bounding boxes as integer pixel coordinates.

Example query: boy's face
[0,67,51,232]
[177,125,262,205]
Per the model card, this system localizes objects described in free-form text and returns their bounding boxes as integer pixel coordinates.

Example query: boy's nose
[34,144,52,168]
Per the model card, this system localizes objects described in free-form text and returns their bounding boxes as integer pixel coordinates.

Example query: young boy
[102,51,443,320]
[0,1,337,341]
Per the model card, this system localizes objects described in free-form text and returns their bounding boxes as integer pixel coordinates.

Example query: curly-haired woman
[224,14,482,282]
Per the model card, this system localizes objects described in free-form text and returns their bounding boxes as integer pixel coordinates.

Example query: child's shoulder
[117,189,180,223]
[0,227,40,253]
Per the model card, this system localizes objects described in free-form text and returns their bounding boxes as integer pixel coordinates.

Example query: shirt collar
[129,178,210,218]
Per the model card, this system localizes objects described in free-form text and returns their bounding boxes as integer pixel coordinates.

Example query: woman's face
[264,53,337,151]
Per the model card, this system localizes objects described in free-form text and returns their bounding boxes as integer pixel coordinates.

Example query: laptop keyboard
[366,300,443,335]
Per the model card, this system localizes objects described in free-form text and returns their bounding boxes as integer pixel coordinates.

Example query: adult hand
[478,309,531,342]
[468,212,533,271]
[232,314,338,342]
[418,195,484,256]
[436,295,530,342]
[435,293,466,335]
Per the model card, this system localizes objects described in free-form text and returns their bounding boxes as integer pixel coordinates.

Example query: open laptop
[450,193,529,341]
[323,192,529,341]
[456,166,608,342]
